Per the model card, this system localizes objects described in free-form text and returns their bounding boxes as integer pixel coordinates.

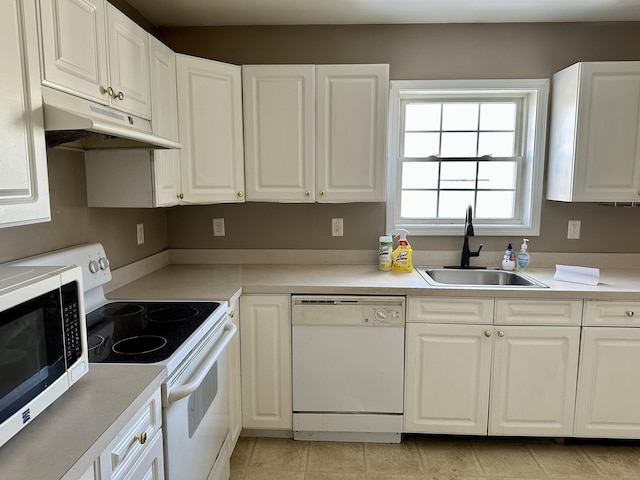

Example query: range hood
[41,86,182,150]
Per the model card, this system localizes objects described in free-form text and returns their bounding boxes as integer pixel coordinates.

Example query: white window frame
[386,79,549,236]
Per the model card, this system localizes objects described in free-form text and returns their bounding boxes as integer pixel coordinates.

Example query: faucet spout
[460,204,482,268]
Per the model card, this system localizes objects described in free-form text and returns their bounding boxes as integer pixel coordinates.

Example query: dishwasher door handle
[167,321,237,404]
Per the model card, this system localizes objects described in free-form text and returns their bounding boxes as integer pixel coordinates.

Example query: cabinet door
[239,295,291,430]
[227,297,242,451]
[0,0,50,228]
[404,323,492,435]
[316,64,388,202]
[149,36,181,207]
[489,326,579,436]
[38,0,109,104]
[120,432,164,480]
[99,389,163,480]
[575,327,640,438]
[574,63,640,201]
[106,4,151,118]
[243,65,316,202]
[177,55,245,203]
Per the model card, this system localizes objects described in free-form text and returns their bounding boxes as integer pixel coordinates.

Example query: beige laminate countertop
[0,364,166,480]
[107,263,640,302]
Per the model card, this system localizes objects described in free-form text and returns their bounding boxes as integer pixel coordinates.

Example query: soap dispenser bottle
[502,243,515,271]
[517,238,530,270]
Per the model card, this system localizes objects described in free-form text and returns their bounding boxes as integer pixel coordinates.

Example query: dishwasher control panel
[292,295,405,326]
[363,305,404,325]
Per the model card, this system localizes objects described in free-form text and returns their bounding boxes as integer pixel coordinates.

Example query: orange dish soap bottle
[392,229,413,273]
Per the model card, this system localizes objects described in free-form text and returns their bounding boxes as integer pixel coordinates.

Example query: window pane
[476,191,515,218]
[480,103,516,130]
[401,191,437,218]
[478,132,515,156]
[442,103,479,130]
[405,104,441,131]
[440,161,476,189]
[441,132,478,157]
[404,132,440,157]
[402,162,439,189]
[438,191,475,218]
[478,162,517,189]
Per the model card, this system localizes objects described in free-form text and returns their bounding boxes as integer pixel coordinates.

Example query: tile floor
[230,435,640,480]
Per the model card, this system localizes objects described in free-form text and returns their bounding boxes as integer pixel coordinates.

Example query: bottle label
[395,251,408,262]
[517,252,529,268]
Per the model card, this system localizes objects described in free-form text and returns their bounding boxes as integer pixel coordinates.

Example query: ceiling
[125,0,640,27]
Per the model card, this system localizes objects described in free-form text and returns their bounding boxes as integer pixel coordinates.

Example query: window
[386,79,549,236]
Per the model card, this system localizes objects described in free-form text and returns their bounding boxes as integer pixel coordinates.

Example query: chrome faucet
[460,205,483,268]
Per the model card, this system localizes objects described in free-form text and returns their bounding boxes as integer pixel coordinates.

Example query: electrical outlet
[136,223,144,245]
[332,218,343,237]
[213,218,225,237]
[567,220,581,239]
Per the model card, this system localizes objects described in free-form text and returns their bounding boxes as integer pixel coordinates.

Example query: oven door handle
[167,321,237,404]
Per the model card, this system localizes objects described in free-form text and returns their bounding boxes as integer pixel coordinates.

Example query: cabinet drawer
[407,297,493,324]
[100,389,162,480]
[584,301,640,326]
[495,299,582,326]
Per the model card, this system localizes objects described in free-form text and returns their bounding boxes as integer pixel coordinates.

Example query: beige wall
[159,22,640,253]
[0,149,167,269]
[3,21,640,268]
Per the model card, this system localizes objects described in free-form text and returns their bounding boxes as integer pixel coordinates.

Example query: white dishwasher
[292,295,405,443]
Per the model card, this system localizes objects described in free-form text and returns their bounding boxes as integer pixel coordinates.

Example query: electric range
[12,243,234,480]
[12,243,228,374]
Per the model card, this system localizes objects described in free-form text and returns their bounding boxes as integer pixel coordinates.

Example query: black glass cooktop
[87,301,220,363]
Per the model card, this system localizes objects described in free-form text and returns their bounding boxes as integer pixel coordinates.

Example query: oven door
[162,319,236,480]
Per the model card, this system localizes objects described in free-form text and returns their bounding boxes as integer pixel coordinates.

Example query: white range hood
[41,86,182,151]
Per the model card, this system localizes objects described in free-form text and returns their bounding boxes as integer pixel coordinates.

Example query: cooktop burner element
[145,305,200,322]
[87,301,220,363]
[112,335,168,355]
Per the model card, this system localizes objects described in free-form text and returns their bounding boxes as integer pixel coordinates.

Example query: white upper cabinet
[547,62,640,202]
[0,0,50,228]
[176,55,245,203]
[316,65,388,202]
[105,3,151,118]
[243,65,316,202]
[243,64,389,203]
[38,0,151,118]
[149,35,181,207]
[85,36,181,208]
[38,0,108,103]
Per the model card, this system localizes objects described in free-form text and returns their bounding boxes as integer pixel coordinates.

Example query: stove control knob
[98,257,110,270]
[89,260,100,274]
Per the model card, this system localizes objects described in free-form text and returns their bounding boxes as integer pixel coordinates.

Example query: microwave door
[0,290,65,424]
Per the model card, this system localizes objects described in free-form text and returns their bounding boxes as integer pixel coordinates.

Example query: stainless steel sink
[416,267,548,288]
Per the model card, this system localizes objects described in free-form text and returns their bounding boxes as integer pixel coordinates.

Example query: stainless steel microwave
[0,264,88,448]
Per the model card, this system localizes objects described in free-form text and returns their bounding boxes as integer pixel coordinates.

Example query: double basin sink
[416,267,548,288]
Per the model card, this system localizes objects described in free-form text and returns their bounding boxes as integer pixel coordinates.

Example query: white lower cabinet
[228,297,242,450]
[404,297,581,437]
[575,300,640,438]
[239,295,292,430]
[489,325,580,436]
[98,389,164,480]
[404,323,492,435]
